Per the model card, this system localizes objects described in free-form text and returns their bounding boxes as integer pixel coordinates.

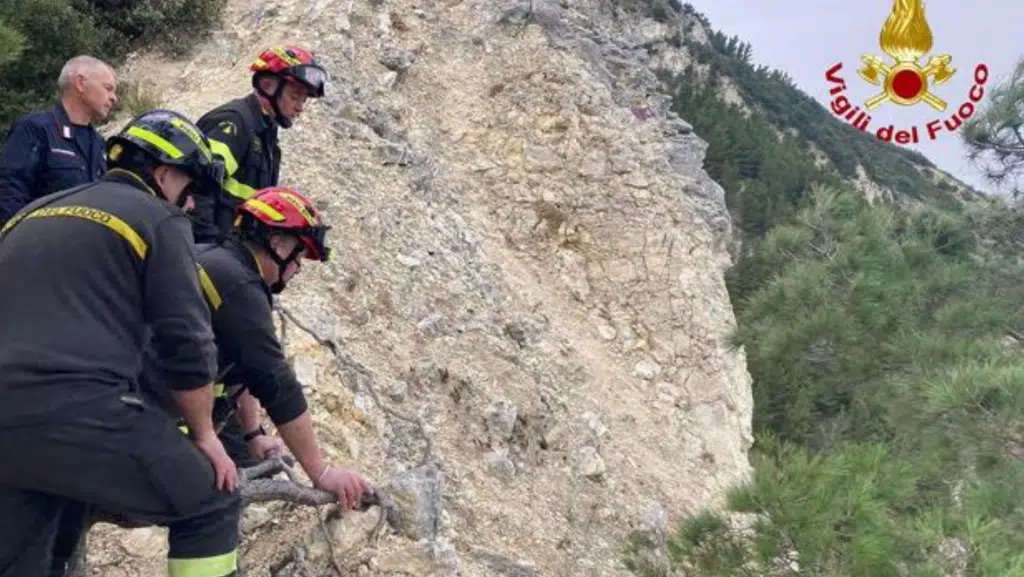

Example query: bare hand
[193,433,239,491]
[247,434,287,461]
[315,466,370,511]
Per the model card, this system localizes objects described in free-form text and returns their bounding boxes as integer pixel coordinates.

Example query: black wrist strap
[243,425,267,442]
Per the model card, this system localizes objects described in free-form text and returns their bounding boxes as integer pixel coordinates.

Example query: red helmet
[249,46,328,98]
[235,187,332,262]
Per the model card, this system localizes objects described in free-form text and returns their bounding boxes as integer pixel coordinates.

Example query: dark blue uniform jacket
[0,104,106,225]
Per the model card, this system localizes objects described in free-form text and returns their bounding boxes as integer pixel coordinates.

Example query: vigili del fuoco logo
[824,0,989,145]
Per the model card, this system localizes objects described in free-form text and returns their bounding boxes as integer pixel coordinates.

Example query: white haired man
[0,54,118,225]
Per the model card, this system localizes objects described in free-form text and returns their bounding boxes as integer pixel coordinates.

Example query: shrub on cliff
[72,0,227,55]
[625,5,1024,573]
[626,185,1024,576]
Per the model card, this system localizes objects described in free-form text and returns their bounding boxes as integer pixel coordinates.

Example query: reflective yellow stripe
[106,168,159,197]
[126,126,184,159]
[178,424,189,434]
[196,265,222,310]
[168,550,237,577]
[243,198,285,222]
[6,205,147,259]
[1,211,27,234]
[223,177,257,200]
[244,245,265,278]
[277,191,317,225]
[271,47,303,66]
[207,139,238,175]
[169,117,213,162]
[213,383,226,397]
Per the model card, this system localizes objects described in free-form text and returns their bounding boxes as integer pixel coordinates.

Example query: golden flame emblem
[857,0,956,111]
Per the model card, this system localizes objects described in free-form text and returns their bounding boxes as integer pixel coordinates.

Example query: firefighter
[141,186,372,512]
[189,45,328,244]
[0,108,243,577]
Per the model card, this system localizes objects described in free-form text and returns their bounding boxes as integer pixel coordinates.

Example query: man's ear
[268,233,289,252]
[150,164,168,187]
[258,76,279,94]
[267,233,298,255]
[151,164,179,197]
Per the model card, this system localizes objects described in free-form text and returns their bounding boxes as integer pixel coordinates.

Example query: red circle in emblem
[891,69,924,100]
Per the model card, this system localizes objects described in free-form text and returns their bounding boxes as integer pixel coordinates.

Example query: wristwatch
[243,425,267,442]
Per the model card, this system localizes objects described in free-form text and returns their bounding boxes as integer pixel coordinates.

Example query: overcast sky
[689,0,1023,194]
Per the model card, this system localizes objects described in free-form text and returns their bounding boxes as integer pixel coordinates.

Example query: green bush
[72,0,227,55]
[626,186,1024,576]
[667,8,972,205]
[0,0,108,127]
[626,7,1024,573]
[614,0,676,22]
[0,18,25,67]
[0,0,226,132]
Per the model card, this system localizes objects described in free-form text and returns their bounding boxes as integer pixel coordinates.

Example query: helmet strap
[265,241,305,294]
[174,182,196,210]
[253,73,293,129]
[241,218,305,293]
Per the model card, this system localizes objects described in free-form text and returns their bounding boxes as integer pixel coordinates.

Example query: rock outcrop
[89,0,754,575]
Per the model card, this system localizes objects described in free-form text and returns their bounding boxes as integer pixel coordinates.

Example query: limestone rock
[376,538,459,576]
[575,446,607,481]
[485,400,518,443]
[241,504,275,533]
[292,355,318,387]
[390,465,445,541]
[380,46,417,72]
[88,0,755,575]
[120,527,166,558]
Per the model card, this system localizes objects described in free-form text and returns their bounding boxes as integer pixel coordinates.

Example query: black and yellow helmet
[107,109,225,197]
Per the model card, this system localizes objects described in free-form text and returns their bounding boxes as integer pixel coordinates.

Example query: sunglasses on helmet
[284,65,328,95]
[298,224,331,261]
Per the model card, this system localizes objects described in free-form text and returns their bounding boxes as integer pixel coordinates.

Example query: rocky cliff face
[89,0,754,575]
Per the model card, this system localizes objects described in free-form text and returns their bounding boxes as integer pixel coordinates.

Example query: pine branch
[66,457,400,577]
[240,456,336,505]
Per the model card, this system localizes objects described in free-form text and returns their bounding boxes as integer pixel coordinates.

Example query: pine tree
[962,57,1024,197]
[629,186,1024,576]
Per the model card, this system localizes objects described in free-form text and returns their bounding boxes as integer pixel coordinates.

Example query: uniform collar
[51,103,92,141]
[52,103,76,126]
[224,235,272,296]
[102,168,159,197]
[244,93,276,135]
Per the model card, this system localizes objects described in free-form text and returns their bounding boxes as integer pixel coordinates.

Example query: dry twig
[66,456,399,577]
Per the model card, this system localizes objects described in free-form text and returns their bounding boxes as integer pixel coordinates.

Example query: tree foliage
[614,0,678,23]
[668,3,968,207]
[0,0,226,133]
[628,185,1024,576]
[623,4,1024,575]
[962,57,1024,197]
[0,18,25,68]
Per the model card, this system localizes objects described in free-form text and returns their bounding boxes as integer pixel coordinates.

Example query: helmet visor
[298,224,331,261]
[285,64,328,96]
